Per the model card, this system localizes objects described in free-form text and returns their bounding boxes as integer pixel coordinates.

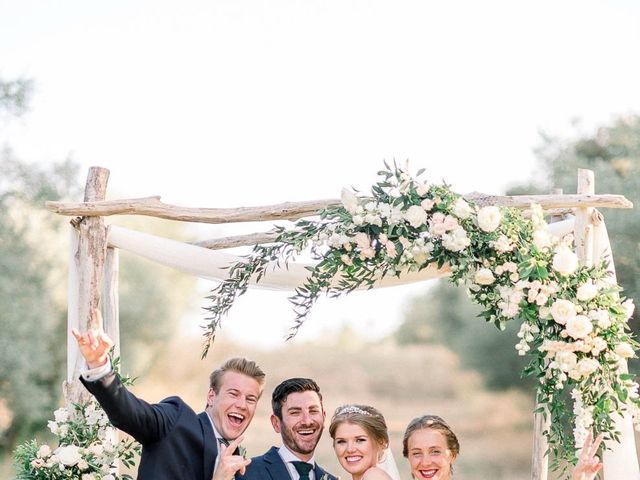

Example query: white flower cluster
[214,164,640,462]
[20,401,137,480]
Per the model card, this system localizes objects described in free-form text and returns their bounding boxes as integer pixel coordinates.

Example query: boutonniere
[238,445,247,458]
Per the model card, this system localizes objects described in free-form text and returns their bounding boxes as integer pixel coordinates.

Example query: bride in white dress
[329,405,400,480]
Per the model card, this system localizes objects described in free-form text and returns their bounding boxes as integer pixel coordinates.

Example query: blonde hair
[209,357,266,393]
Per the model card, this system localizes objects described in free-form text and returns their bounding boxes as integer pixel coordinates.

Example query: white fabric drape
[107,224,450,289]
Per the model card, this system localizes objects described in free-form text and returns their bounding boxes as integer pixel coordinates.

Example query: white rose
[452,198,473,219]
[54,445,82,466]
[550,299,577,325]
[420,198,435,211]
[552,246,579,276]
[533,229,552,250]
[341,188,359,214]
[474,268,495,286]
[555,351,578,372]
[575,358,600,378]
[53,408,69,423]
[87,443,104,457]
[37,444,52,458]
[565,315,593,339]
[615,342,635,359]
[576,282,599,301]
[415,183,429,197]
[490,234,513,253]
[404,205,428,228]
[82,474,97,480]
[623,299,635,319]
[477,206,501,232]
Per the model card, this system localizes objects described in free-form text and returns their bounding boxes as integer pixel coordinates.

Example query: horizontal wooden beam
[46,196,339,224]
[46,192,633,225]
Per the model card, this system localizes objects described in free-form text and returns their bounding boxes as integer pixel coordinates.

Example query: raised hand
[572,432,604,480]
[71,308,114,369]
[212,436,251,480]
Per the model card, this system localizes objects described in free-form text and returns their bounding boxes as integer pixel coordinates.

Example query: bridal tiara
[337,405,371,416]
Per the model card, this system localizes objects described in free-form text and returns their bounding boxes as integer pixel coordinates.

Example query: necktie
[292,461,313,480]
[218,437,230,448]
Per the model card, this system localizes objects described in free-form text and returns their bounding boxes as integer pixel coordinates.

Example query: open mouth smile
[227,412,245,426]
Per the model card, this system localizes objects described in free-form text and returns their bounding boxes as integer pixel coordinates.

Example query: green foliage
[508,115,640,367]
[395,280,535,391]
[0,152,81,451]
[0,76,33,118]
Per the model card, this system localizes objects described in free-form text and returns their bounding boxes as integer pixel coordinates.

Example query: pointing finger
[224,435,244,456]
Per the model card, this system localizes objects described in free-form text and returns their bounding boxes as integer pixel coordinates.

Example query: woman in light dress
[329,405,399,480]
[401,414,603,480]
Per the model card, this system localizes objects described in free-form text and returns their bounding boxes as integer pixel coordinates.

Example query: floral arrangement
[13,362,140,479]
[204,162,639,468]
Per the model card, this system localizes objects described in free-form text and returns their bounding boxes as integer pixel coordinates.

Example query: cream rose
[555,351,578,372]
[477,206,501,232]
[404,205,428,228]
[532,229,552,250]
[615,342,635,359]
[565,315,593,339]
[576,282,598,302]
[340,188,359,214]
[420,198,435,211]
[474,268,496,286]
[552,246,579,276]
[452,198,473,219]
[622,299,635,319]
[550,299,577,325]
[55,445,82,466]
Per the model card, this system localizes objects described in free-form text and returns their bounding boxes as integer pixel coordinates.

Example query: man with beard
[239,378,338,480]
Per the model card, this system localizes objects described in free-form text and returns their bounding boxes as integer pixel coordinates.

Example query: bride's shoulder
[362,466,393,480]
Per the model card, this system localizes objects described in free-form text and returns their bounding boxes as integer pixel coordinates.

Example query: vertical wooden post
[574,169,595,266]
[530,188,563,480]
[63,167,110,406]
[531,406,549,480]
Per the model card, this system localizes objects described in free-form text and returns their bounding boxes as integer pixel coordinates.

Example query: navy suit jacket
[81,371,218,480]
[240,446,337,480]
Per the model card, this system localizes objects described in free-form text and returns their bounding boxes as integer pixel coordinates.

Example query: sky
[1,0,640,347]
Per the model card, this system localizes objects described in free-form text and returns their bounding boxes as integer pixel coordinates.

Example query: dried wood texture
[46,192,633,224]
[64,167,110,406]
[531,406,549,480]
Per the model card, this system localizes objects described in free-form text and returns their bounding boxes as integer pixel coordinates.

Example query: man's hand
[71,308,114,369]
[572,432,604,480]
[212,436,251,480]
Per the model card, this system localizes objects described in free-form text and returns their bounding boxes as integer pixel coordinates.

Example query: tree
[396,280,535,391]
[0,76,198,453]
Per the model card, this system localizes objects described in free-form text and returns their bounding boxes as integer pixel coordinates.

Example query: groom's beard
[281,420,324,456]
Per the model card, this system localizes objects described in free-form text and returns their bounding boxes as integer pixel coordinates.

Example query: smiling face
[206,371,262,441]
[271,390,326,461]
[333,422,382,478]
[407,428,455,480]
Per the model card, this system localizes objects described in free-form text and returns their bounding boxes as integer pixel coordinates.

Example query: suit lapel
[314,464,329,480]
[264,446,293,480]
[199,411,218,479]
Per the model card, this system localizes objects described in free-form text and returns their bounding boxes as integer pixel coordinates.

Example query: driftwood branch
[47,196,339,224]
[47,192,633,225]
